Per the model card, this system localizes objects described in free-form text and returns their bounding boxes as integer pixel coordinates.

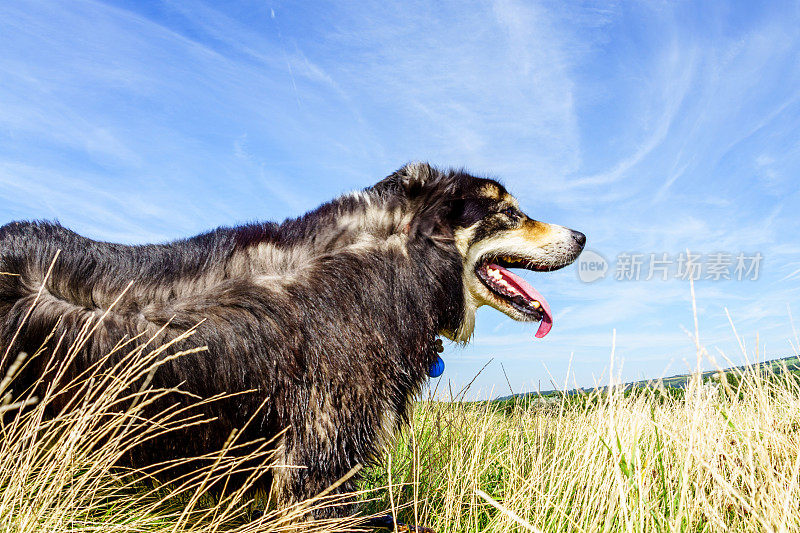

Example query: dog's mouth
[475,255,554,338]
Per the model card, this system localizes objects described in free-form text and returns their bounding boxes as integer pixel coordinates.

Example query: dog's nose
[571,230,586,248]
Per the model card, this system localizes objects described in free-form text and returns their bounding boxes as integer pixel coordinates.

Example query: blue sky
[1,0,799,398]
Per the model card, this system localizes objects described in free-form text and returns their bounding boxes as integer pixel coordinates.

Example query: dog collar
[428,355,445,378]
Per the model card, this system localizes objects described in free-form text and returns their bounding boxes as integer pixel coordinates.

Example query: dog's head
[376,163,585,342]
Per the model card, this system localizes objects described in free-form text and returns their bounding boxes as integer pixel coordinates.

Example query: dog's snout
[571,230,586,248]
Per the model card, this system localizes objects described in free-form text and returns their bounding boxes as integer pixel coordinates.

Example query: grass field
[4,354,800,532]
[1,294,799,531]
[361,365,800,532]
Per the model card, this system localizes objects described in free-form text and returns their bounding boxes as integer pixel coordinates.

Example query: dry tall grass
[0,331,363,532]
[365,346,800,532]
[7,338,798,533]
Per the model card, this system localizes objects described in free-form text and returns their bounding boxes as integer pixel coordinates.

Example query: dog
[0,162,584,523]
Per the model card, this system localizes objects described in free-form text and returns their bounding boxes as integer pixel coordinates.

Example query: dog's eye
[501,207,519,220]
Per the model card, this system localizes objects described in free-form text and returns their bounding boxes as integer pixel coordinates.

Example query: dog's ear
[374,162,436,197]
[372,163,460,244]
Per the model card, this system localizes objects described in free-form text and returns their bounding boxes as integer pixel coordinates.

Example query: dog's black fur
[0,163,582,517]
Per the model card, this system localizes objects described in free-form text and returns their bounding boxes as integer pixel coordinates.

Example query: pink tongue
[489,263,553,338]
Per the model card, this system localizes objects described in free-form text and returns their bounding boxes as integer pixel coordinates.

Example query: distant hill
[495,354,800,402]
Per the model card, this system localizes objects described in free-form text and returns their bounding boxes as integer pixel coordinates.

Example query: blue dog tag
[428,355,445,378]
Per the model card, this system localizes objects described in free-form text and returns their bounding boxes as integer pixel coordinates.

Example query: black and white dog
[0,163,584,522]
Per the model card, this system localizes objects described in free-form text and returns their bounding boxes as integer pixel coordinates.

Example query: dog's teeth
[532,301,541,309]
